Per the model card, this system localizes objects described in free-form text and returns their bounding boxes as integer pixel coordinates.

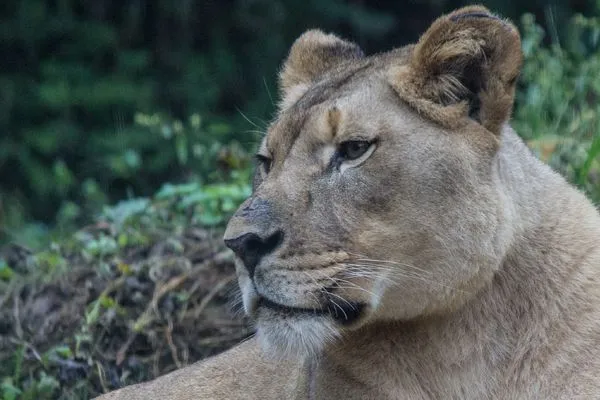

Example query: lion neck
[313,126,600,398]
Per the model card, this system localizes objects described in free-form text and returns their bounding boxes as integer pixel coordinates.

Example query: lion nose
[224,231,283,277]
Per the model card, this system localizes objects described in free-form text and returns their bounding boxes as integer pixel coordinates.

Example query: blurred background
[1,0,600,399]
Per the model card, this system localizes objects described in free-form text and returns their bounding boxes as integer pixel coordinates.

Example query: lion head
[223,6,522,357]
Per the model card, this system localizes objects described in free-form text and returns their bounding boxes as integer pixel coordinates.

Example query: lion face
[224,6,522,357]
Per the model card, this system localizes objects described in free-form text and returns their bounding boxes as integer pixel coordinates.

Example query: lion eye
[332,140,377,172]
[338,140,371,161]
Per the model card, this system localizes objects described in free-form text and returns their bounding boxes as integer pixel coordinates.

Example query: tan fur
[390,6,522,134]
[97,6,600,399]
[278,29,364,109]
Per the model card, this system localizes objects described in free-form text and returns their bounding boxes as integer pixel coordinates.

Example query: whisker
[329,277,379,298]
[327,298,348,320]
[347,253,434,273]
[236,108,265,130]
[263,76,275,106]
[342,263,416,277]
[342,263,470,294]
[244,129,267,138]
[343,261,437,282]
[332,285,379,299]
[308,267,380,298]
[326,291,357,311]
[345,265,428,281]
[346,269,427,283]
[352,258,434,275]
[300,271,327,310]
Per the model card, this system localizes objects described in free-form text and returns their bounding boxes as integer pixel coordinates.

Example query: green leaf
[1,378,22,400]
[99,295,118,309]
[175,134,189,165]
[0,259,14,281]
[37,372,60,394]
[102,199,150,226]
[156,182,201,199]
[13,345,25,381]
[579,135,600,186]
[118,233,129,248]
[52,345,73,359]
[85,300,101,325]
[199,212,223,226]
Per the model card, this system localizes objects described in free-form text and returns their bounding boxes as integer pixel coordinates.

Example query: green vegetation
[0,1,600,399]
[1,0,596,248]
[0,0,413,246]
[0,181,251,399]
[517,11,600,202]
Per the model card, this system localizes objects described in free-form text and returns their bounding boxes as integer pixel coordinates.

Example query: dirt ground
[0,224,251,399]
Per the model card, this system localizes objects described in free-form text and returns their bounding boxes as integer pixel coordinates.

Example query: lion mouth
[257,296,364,325]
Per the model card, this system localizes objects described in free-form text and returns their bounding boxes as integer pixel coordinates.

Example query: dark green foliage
[518,10,600,202]
[0,0,401,242]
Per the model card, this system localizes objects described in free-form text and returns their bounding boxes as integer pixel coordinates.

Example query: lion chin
[240,271,366,359]
[255,312,339,360]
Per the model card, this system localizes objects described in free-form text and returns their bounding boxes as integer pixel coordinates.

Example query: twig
[96,361,109,394]
[151,274,189,314]
[165,318,182,369]
[195,330,254,346]
[8,338,42,363]
[132,253,231,333]
[191,274,235,319]
[116,334,137,366]
[175,336,190,366]
[0,283,14,310]
[152,345,161,378]
[12,290,22,339]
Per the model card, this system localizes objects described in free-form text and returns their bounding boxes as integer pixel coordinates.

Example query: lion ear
[279,30,364,109]
[389,6,522,135]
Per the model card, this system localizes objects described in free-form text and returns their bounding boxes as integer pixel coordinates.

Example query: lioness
[97,6,600,399]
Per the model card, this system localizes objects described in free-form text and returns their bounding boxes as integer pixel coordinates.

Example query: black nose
[224,231,283,277]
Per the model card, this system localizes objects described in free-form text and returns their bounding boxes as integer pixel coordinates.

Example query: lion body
[97,7,600,400]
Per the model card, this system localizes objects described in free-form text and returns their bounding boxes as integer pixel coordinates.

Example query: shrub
[516,11,600,202]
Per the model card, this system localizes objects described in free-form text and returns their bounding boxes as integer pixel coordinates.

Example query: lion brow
[270,62,373,159]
